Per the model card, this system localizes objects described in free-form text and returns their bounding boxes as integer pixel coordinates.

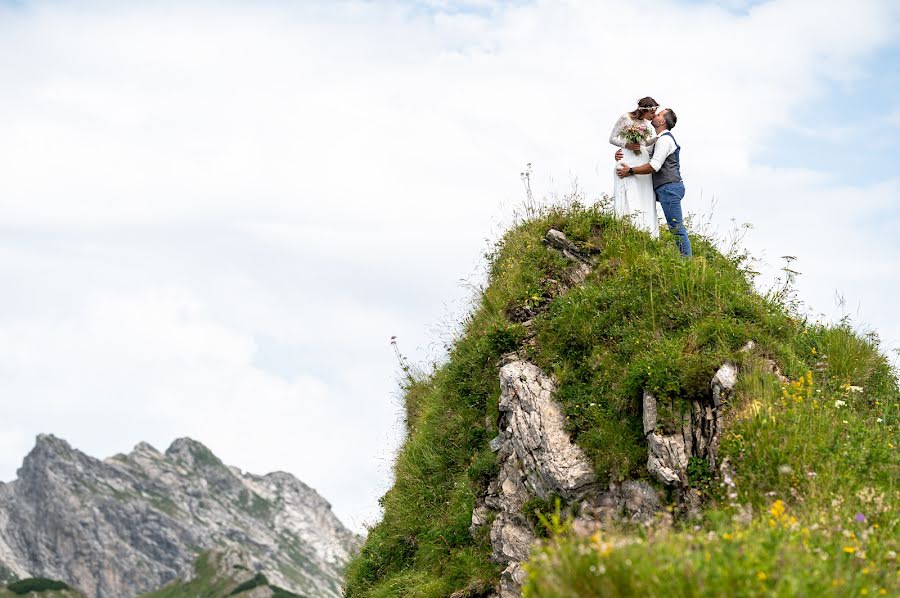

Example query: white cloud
[0,0,898,532]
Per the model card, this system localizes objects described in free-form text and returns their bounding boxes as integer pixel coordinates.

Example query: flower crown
[636,105,658,112]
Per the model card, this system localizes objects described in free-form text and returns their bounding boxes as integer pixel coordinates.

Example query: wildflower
[855,513,866,523]
[834,399,847,408]
[778,465,793,475]
[860,589,868,596]
[722,532,733,540]
[843,546,857,554]
[769,500,786,519]
[848,385,864,393]
[862,568,870,575]
[876,418,883,423]
[756,571,767,581]
[879,589,888,595]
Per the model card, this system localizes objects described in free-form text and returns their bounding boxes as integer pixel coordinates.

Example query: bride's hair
[629,97,659,119]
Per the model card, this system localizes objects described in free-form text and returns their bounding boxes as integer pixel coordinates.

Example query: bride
[609,97,659,237]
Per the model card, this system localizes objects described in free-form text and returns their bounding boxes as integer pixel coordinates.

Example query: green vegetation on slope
[524,326,898,596]
[141,551,304,598]
[0,578,81,597]
[344,200,899,597]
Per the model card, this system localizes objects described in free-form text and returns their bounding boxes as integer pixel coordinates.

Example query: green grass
[141,550,306,598]
[524,352,898,596]
[344,200,899,597]
[0,578,84,597]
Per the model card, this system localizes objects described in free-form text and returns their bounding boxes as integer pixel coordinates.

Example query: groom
[616,109,692,257]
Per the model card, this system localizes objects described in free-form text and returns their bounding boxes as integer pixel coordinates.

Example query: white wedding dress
[609,114,659,238]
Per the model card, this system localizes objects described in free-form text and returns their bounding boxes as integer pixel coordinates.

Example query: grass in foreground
[525,332,898,597]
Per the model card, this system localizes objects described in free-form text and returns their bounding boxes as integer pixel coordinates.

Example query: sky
[0,0,898,534]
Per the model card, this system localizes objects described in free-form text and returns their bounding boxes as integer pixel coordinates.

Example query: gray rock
[642,391,658,435]
[711,362,738,407]
[498,361,597,498]
[543,229,595,284]
[0,435,362,598]
[472,359,661,598]
[647,433,688,486]
[498,562,527,598]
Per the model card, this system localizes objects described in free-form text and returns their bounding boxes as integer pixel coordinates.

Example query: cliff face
[0,435,361,598]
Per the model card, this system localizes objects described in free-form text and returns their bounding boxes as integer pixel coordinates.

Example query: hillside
[344,201,898,597]
[142,548,304,597]
[0,436,361,597]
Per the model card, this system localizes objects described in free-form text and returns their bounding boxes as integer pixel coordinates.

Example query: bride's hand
[614,149,624,162]
[625,143,640,151]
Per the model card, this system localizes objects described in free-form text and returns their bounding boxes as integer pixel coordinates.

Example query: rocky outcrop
[472,358,660,598]
[0,435,362,598]
[641,361,739,489]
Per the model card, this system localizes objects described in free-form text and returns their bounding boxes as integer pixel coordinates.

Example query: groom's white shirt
[649,132,677,172]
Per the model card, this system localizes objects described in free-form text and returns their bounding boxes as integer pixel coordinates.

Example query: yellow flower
[843,546,857,554]
[879,589,888,596]
[722,533,733,540]
[757,571,768,581]
[862,568,870,575]
[770,500,786,519]
[861,589,869,596]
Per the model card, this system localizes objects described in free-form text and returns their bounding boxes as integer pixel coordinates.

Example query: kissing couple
[609,97,692,257]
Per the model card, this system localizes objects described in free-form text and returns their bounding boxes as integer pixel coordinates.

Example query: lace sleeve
[608,114,630,148]
[646,128,659,147]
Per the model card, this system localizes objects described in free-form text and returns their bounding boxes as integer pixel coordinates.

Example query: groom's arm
[617,163,655,177]
[617,134,674,178]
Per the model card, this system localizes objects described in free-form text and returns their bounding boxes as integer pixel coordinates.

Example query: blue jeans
[655,182,692,257]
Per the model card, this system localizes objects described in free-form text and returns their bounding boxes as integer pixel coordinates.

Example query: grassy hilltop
[344,201,898,597]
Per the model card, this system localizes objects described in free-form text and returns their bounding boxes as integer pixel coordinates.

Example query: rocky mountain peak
[164,437,223,469]
[0,435,362,597]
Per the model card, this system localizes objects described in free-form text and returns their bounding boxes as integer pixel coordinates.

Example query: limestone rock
[498,361,597,497]
[647,433,688,486]
[642,391,658,435]
[543,229,595,284]
[472,359,661,598]
[711,362,738,407]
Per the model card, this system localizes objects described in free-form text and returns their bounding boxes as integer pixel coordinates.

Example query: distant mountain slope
[142,548,303,597]
[0,435,361,597]
[0,577,84,597]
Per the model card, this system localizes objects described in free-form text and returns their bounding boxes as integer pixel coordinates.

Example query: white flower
[848,386,864,393]
[876,418,883,423]
[834,399,847,408]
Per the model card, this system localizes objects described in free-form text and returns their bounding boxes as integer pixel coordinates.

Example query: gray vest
[651,131,681,189]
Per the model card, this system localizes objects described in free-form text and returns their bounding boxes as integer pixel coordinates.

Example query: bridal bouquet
[621,123,652,155]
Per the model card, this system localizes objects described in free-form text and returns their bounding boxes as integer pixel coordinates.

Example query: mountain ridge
[0,434,361,597]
